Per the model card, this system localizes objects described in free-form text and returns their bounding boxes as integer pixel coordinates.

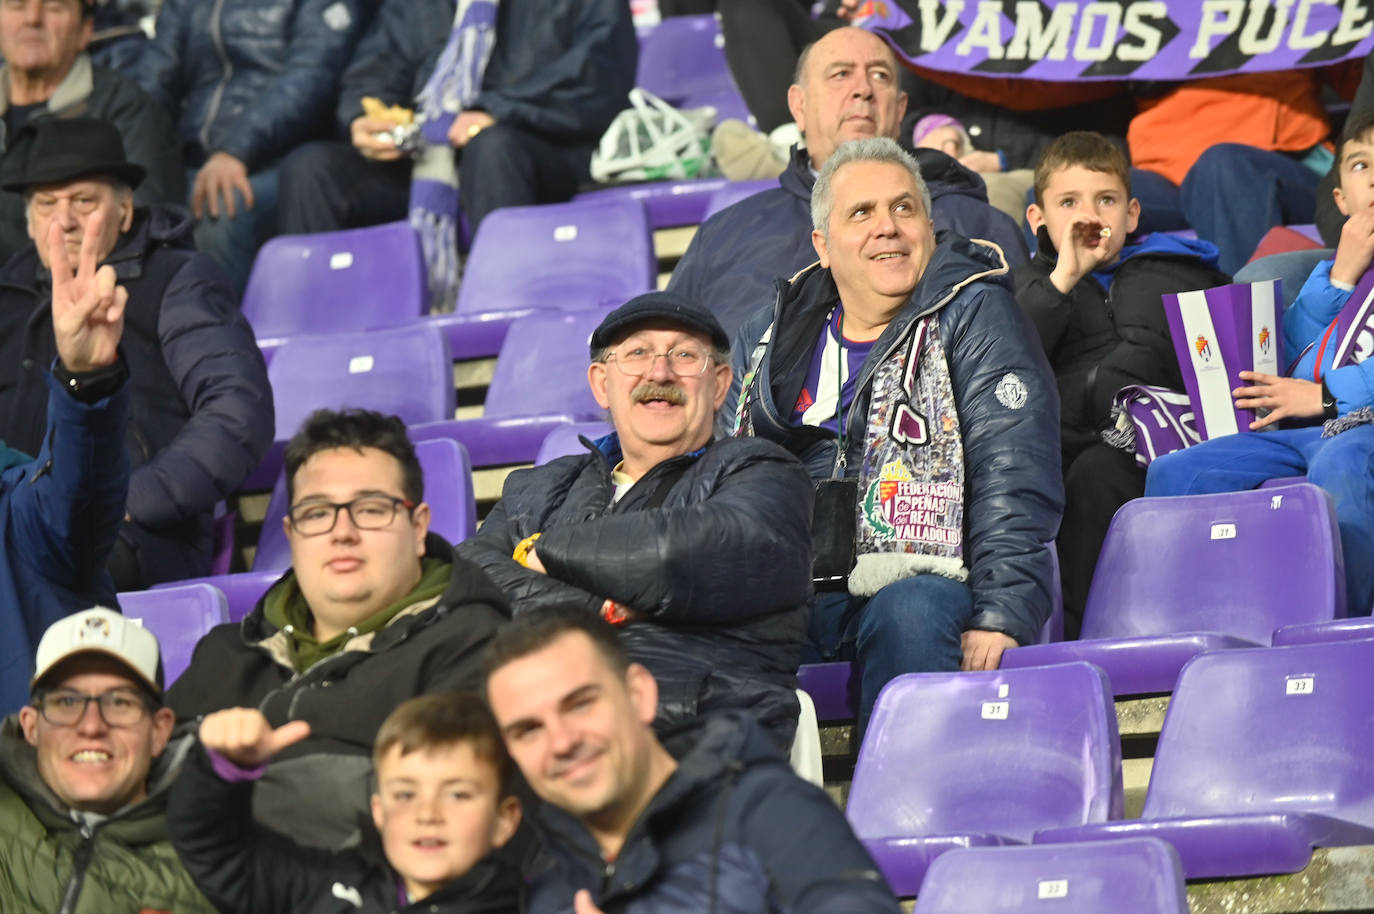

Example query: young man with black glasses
[1,607,217,913]
[168,408,510,851]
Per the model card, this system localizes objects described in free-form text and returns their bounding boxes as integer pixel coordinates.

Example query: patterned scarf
[409,0,499,311]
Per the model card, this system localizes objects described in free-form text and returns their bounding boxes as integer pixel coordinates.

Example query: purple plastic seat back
[636,14,735,104]
[535,421,614,465]
[575,177,732,229]
[268,323,454,441]
[914,838,1188,914]
[1144,639,1374,825]
[848,662,1123,843]
[1082,484,1345,642]
[154,570,282,622]
[482,310,611,419]
[252,438,476,572]
[703,179,780,221]
[242,222,426,338]
[1272,616,1374,646]
[119,584,229,686]
[455,197,654,317]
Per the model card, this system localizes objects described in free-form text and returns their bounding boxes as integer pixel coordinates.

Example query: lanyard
[835,309,848,474]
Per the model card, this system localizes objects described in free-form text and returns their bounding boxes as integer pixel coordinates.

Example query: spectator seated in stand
[1014,132,1230,638]
[0,117,272,592]
[667,26,1027,335]
[1146,110,1374,620]
[169,692,523,914]
[725,137,1061,732]
[133,0,367,295]
[168,408,509,851]
[0,0,183,264]
[456,292,814,751]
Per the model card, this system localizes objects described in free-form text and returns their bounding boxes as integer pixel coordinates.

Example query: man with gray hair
[725,137,1062,731]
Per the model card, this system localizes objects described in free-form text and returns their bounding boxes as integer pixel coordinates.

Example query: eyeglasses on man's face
[287,495,415,537]
[34,688,154,728]
[604,343,713,377]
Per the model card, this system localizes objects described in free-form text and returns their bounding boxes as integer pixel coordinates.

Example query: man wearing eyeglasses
[458,292,814,750]
[166,408,510,850]
[0,607,216,912]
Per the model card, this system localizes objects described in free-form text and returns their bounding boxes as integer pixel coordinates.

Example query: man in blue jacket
[0,117,272,591]
[0,199,130,711]
[726,137,1062,730]
[668,26,1027,335]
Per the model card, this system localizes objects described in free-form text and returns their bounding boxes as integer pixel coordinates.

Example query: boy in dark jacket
[169,691,523,914]
[1014,132,1231,636]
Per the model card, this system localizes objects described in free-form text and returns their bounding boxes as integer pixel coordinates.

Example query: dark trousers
[458,124,593,231]
[1058,442,1147,639]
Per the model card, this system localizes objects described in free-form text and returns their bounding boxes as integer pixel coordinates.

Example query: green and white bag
[590,88,716,183]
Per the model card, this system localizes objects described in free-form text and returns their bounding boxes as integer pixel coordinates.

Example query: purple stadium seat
[242,222,426,364]
[428,197,655,359]
[535,421,614,466]
[1035,640,1374,878]
[154,570,282,622]
[119,584,229,686]
[847,662,1123,896]
[914,838,1188,914]
[410,309,610,468]
[635,14,740,110]
[1273,616,1374,646]
[1259,475,1306,488]
[253,437,476,572]
[702,179,780,221]
[576,176,737,230]
[1001,484,1345,695]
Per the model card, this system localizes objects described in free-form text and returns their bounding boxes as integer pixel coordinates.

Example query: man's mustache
[631,383,686,405]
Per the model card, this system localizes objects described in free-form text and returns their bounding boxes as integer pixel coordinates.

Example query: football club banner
[1328,265,1374,369]
[1113,384,1204,466]
[853,0,1374,81]
[1162,280,1284,440]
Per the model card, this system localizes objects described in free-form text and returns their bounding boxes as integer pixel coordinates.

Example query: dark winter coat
[667,144,1030,335]
[525,710,901,914]
[456,435,813,749]
[0,205,273,586]
[166,538,509,851]
[1013,228,1231,463]
[727,237,1062,646]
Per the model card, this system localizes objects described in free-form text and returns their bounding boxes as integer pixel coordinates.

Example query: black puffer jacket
[0,205,272,585]
[135,0,367,169]
[167,538,509,851]
[525,711,900,914]
[1013,228,1231,462]
[667,144,1029,335]
[726,237,1062,646]
[456,435,813,748]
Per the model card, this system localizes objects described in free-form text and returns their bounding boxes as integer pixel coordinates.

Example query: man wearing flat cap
[0,607,215,912]
[458,292,814,748]
[0,116,272,590]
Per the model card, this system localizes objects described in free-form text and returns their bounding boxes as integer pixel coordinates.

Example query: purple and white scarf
[409,0,498,311]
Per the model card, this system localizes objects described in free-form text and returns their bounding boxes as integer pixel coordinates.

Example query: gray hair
[810,137,932,238]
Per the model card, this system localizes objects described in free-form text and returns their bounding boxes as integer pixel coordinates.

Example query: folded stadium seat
[847,661,1123,896]
[1034,639,1374,878]
[534,421,615,466]
[427,196,655,360]
[799,544,1066,722]
[701,178,781,222]
[1000,483,1346,696]
[913,838,1189,914]
[409,309,610,469]
[575,177,735,231]
[252,437,476,572]
[1272,616,1374,646]
[119,584,229,686]
[152,570,282,623]
[241,221,427,366]
[242,322,455,490]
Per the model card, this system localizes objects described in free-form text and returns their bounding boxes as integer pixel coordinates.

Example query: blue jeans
[1145,424,1374,617]
[803,573,974,731]
[189,164,280,299]
[1180,144,1321,276]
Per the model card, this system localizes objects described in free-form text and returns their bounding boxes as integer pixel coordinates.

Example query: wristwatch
[1320,378,1338,420]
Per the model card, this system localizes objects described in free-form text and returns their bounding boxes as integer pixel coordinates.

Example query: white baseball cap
[31,607,163,697]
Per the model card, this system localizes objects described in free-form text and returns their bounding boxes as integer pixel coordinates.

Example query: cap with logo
[31,607,163,697]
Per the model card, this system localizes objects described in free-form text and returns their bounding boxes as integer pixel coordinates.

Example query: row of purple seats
[119,584,229,686]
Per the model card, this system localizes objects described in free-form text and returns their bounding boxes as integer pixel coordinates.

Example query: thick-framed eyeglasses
[604,344,713,377]
[288,495,415,537]
[34,689,154,728]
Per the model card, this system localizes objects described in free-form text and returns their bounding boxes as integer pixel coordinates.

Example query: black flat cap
[2,117,146,193]
[590,291,731,356]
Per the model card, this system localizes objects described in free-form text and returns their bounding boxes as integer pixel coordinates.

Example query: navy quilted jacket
[724,237,1063,646]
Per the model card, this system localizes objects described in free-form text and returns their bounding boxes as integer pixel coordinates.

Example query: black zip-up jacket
[167,537,510,851]
[169,740,522,914]
[456,435,813,749]
[1013,227,1231,463]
